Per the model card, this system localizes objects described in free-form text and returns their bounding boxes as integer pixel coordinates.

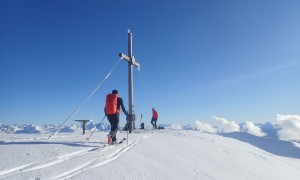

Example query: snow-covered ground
[1,128,300,180]
[1,114,300,179]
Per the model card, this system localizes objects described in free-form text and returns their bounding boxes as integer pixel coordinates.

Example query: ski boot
[107,135,112,145]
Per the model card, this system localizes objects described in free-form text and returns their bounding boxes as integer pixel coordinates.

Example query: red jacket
[152,110,158,119]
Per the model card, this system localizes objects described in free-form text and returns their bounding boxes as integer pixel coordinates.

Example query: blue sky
[1,0,299,126]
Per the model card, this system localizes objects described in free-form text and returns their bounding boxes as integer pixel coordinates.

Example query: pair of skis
[104,138,126,147]
[85,116,127,145]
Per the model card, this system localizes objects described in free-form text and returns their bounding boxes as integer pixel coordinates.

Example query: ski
[117,138,126,144]
[103,138,126,147]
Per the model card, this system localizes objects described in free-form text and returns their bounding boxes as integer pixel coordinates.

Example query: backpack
[105,93,119,115]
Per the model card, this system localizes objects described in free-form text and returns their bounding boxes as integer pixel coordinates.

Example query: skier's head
[152,107,155,111]
[112,89,118,94]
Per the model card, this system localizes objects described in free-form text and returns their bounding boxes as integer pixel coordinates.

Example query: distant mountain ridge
[0,123,111,134]
[0,122,278,137]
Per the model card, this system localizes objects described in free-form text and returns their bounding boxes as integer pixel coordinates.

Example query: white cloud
[276,114,300,141]
[194,121,217,134]
[241,121,266,137]
[212,116,240,133]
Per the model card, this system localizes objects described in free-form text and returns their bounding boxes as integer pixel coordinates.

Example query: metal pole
[128,31,135,133]
[119,30,140,133]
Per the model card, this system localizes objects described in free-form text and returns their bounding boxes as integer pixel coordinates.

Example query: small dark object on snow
[157,126,165,130]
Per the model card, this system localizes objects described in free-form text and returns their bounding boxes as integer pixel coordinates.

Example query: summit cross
[119,30,140,133]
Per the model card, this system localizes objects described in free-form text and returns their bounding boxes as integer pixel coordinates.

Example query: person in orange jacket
[151,108,158,129]
[104,90,128,144]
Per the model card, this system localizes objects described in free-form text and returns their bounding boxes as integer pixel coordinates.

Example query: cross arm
[119,53,140,69]
[119,53,130,61]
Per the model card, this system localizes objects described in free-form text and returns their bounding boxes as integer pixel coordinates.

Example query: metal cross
[119,30,140,133]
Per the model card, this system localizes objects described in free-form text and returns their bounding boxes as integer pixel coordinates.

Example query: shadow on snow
[221,132,300,159]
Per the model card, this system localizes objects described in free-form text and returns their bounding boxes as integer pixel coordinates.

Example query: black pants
[107,114,119,142]
[151,118,157,129]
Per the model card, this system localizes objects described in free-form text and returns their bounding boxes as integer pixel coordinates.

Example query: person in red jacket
[104,90,128,144]
[151,108,158,129]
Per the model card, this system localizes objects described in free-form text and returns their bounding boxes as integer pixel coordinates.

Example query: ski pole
[86,115,106,141]
[127,123,129,146]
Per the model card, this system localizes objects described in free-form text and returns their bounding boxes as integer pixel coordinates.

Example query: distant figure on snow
[151,108,158,129]
[104,90,128,144]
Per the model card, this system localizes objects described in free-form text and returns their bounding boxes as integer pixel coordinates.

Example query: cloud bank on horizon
[193,114,300,142]
[277,114,300,141]
[212,116,240,132]
[1,114,300,142]
[194,121,217,134]
[241,121,266,137]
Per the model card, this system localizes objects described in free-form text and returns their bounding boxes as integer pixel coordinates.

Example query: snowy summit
[1,118,300,180]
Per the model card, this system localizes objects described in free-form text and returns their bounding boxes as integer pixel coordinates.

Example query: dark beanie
[112,90,118,94]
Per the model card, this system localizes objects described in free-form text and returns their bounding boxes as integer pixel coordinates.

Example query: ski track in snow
[0,134,152,180]
[50,134,151,180]
[0,147,99,178]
